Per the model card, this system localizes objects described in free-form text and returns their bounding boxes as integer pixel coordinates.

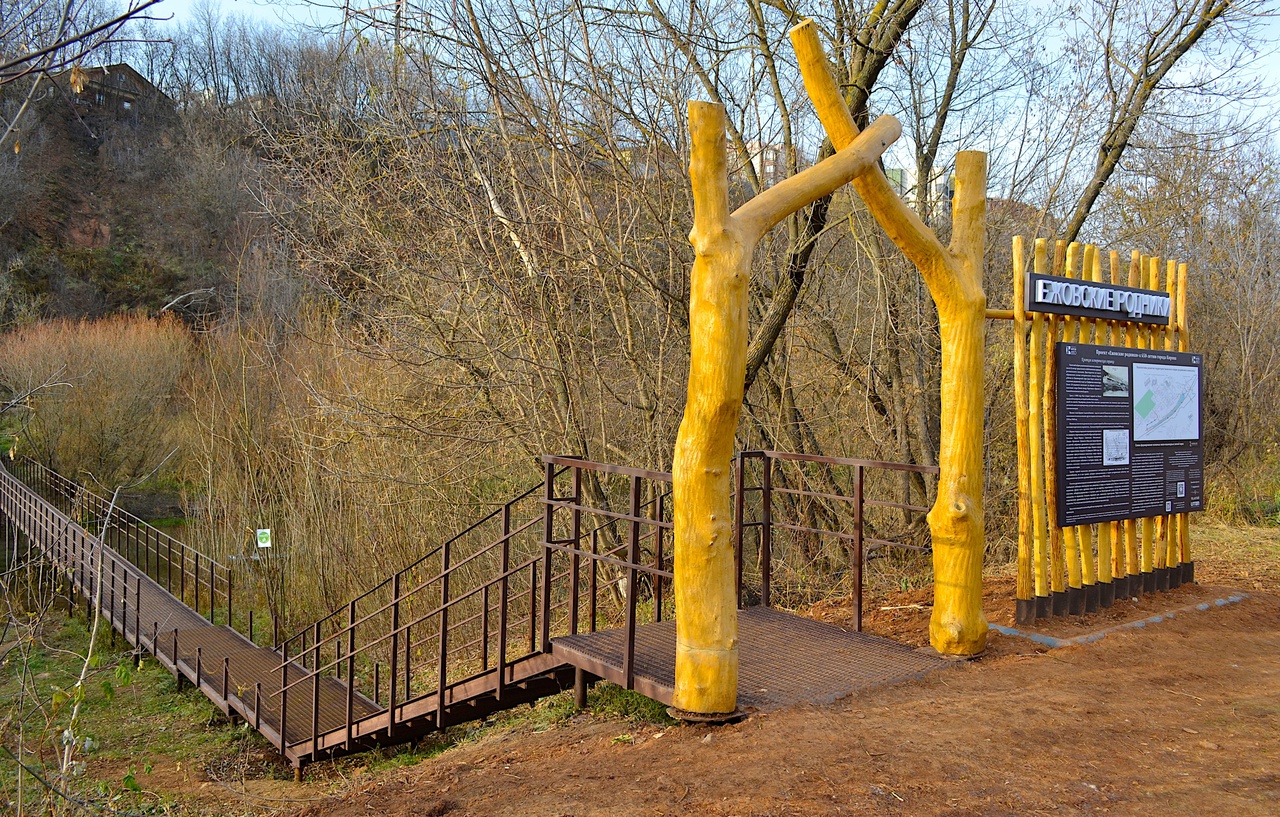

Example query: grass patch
[146,516,189,529]
[1,606,270,813]
[586,682,677,725]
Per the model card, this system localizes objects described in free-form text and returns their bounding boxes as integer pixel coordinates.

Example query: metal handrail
[757,449,941,474]
[275,479,547,651]
[10,458,234,624]
[736,449,939,628]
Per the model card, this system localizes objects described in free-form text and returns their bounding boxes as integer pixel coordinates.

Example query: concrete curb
[989,592,1250,649]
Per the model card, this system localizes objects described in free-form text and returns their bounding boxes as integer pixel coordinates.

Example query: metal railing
[266,449,940,757]
[735,450,940,628]
[9,458,234,629]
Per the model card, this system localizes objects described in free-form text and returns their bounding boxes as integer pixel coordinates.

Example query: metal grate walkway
[554,606,949,711]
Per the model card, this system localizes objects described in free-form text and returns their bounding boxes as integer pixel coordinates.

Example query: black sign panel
[1027,272,1171,326]
[1055,343,1204,526]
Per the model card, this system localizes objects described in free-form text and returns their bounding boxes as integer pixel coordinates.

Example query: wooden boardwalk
[2,452,949,771]
[0,461,379,764]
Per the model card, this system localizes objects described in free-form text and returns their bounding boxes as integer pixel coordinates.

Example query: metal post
[654,491,666,622]
[311,622,321,759]
[173,629,181,688]
[209,556,215,622]
[540,461,554,651]
[496,506,509,702]
[623,474,641,690]
[254,683,262,730]
[404,614,412,702]
[528,561,538,655]
[436,541,450,730]
[195,646,202,691]
[589,529,598,633]
[574,667,588,710]
[853,464,865,632]
[346,600,355,748]
[222,656,229,700]
[132,577,140,665]
[761,454,773,608]
[388,572,400,732]
[481,584,490,671]
[569,467,581,634]
[279,640,290,749]
[735,451,745,608]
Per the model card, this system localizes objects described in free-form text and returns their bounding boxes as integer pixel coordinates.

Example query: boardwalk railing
[269,451,940,761]
[736,450,940,628]
[2,449,938,769]
[9,458,233,631]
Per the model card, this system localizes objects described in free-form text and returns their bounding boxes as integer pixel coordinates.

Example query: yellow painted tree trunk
[791,19,989,654]
[673,102,901,714]
[925,151,988,654]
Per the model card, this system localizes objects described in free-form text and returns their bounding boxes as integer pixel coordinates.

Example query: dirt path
[291,585,1279,817]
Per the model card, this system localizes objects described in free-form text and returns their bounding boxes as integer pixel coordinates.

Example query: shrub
[0,314,194,486]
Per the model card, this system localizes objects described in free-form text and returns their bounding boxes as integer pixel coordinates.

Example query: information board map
[1133,363,1200,442]
[1055,343,1204,526]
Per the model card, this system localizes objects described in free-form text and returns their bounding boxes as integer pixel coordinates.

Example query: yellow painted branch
[789,19,951,289]
[791,19,988,655]
[734,115,901,240]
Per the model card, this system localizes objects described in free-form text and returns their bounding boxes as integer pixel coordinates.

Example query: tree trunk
[673,102,901,713]
[792,20,989,655]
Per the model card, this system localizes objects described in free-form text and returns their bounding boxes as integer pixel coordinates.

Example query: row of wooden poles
[1011,236,1193,622]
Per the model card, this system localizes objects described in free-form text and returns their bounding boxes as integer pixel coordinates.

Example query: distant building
[746,141,788,188]
[58,63,172,119]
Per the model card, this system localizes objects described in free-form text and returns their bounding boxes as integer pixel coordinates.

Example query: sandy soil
[284,584,1279,817]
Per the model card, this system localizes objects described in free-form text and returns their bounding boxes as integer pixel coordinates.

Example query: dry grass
[1189,521,1280,591]
[0,314,193,486]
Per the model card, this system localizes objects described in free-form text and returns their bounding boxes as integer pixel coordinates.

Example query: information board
[1055,343,1204,526]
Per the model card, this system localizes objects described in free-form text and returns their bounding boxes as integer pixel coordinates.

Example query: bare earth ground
[78,523,1280,816]
[272,522,1279,817]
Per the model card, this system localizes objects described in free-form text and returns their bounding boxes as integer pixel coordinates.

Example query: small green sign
[256,528,272,548]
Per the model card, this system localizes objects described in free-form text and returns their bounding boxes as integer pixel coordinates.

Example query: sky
[149,0,342,29]
[145,0,1280,124]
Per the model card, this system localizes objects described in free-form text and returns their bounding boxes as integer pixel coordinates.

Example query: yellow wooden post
[1163,259,1180,577]
[1176,263,1191,570]
[1013,237,1033,617]
[1124,252,1142,582]
[1059,243,1084,611]
[791,20,988,654]
[673,101,900,715]
[1107,251,1123,589]
[1044,241,1066,611]
[1029,241,1049,604]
